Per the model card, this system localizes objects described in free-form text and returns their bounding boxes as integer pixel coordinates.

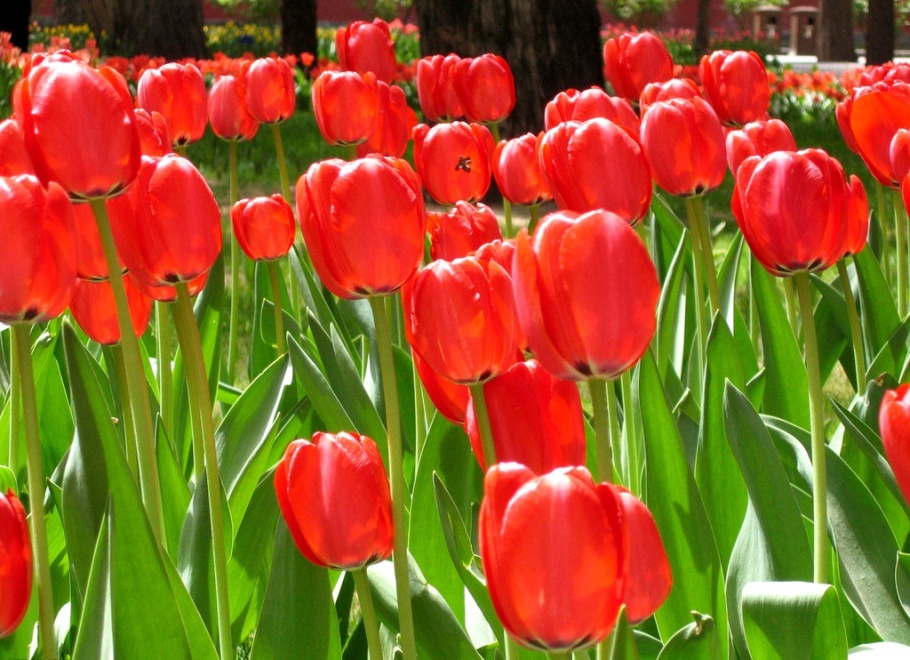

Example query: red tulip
[132,271,209,304]
[70,274,153,345]
[107,154,222,289]
[14,52,140,199]
[544,87,640,135]
[296,155,426,299]
[335,18,398,84]
[835,94,860,155]
[275,432,394,570]
[413,350,471,425]
[699,50,771,126]
[454,54,516,124]
[512,210,660,380]
[243,56,297,124]
[492,133,553,206]
[427,200,503,261]
[639,78,703,113]
[892,128,910,182]
[732,149,853,276]
[844,175,870,258]
[404,256,519,385]
[849,81,910,186]
[312,70,380,146]
[137,62,208,147]
[466,359,586,473]
[0,490,32,639]
[132,108,173,157]
[412,121,495,204]
[859,61,910,86]
[725,118,797,175]
[73,200,122,281]
[355,80,417,159]
[0,175,76,324]
[207,74,259,142]
[416,54,464,122]
[538,118,652,224]
[472,238,527,350]
[879,384,910,505]
[603,32,674,101]
[0,116,34,177]
[231,194,297,262]
[640,97,727,197]
[479,463,626,651]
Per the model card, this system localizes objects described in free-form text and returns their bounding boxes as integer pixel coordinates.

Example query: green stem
[688,196,720,311]
[8,328,19,472]
[683,201,708,385]
[620,370,640,495]
[469,383,497,469]
[156,301,174,442]
[588,379,613,483]
[794,271,829,584]
[782,277,799,339]
[505,634,522,660]
[894,188,907,317]
[503,198,513,239]
[111,345,139,483]
[528,203,540,234]
[267,260,287,356]
[353,569,383,660]
[548,652,572,660]
[172,283,233,659]
[227,141,240,384]
[876,181,891,282]
[13,324,57,659]
[837,259,867,395]
[89,199,165,546]
[608,380,623,485]
[368,295,417,660]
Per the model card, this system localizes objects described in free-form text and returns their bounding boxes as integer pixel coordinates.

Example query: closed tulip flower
[413,351,471,425]
[275,432,394,570]
[479,463,627,652]
[454,54,516,124]
[243,56,297,124]
[355,81,417,158]
[603,32,674,101]
[699,50,771,127]
[404,256,519,385]
[848,81,910,186]
[544,87,640,135]
[835,94,861,155]
[0,490,32,639]
[492,133,553,206]
[427,200,503,261]
[844,175,870,258]
[879,385,910,505]
[512,210,660,381]
[132,108,173,157]
[207,74,259,142]
[416,54,464,122]
[412,121,495,204]
[0,116,34,177]
[69,274,153,345]
[14,52,140,199]
[639,78,703,113]
[297,155,426,299]
[725,118,797,175]
[231,195,297,262]
[539,118,652,224]
[640,97,727,197]
[335,18,398,84]
[137,62,208,147]
[312,70,381,146]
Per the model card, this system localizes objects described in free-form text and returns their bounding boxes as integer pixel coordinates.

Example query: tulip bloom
[479,463,626,651]
[640,97,727,197]
[492,133,553,206]
[70,275,153,345]
[275,432,394,570]
[416,54,464,122]
[231,195,297,262]
[335,18,398,84]
[427,200,503,261]
[725,118,797,175]
[132,109,173,157]
[844,175,870,258]
[207,74,259,142]
[412,121,495,204]
[14,52,140,199]
[512,210,660,381]
[835,94,861,155]
[0,490,32,639]
[356,81,417,158]
[73,201,122,281]
[312,70,381,146]
[404,256,519,385]
[879,384,910,505]
[544,87,640,135]
[0,175,76,324]
[539,118,652,224]
[603,32,674,101]
[0,117,34,177]
[137,62,208,147]
[639,78,703,113]
[243,56,297,124]
[454,54,516,124]
[297,155,426,299]
[732,149,855,276]
[699,50,771,127]
[466,359,586,473]
[413,351,471,425]
[848,81,910,186]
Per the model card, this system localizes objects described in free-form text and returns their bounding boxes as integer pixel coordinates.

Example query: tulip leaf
[749,257,809,428]
[287,333,358,433]
[0,465,15,493]
[251,260,298,378]
[826,447,910,643]
[651,192,687,280]
[290,245,356,352]
[250,519,342,659]
[655,232,690,382]
[741,581,847,659]
[810,274,852,386]
[853,247,900,364]
[655,612,722,659]
[898,552,910,618]
[636,350,725,639]
[157,419,191,560]
[609,608,641,660]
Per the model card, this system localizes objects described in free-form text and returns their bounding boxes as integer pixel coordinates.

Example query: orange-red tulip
[207,74,259,142]
[879,385,910,505]
[312,70,381,146]
[335,18,398,84]
[70,274,153,345]
[355,80,417,158]
[479,463,626,651]
[137,62,208,147]
[603,32,674,101]
[412,121,495,204]
[427,200,503,261]
[0,490,32,639]
[544,87,640,135]
[275,432,394,570]
[639,78,703,113]
[413,350,471,425]
[296,155,426,299]
[835,94,860,155]
[132,108,173,157]
[416,54,464,122]
[844,175,870,258]
[699,50,771,127]
[231,194,297,261]
[512,210,660,380]
[454,54,516,124]
[848,81,910,186]
[725,118,797,175]
[0,116,34,177]
[243,56,297,124]
[492,133,553,206]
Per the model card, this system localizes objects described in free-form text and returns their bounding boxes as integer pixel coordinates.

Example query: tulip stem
[588,378,613,483]
[227,140,241,384]
[469,383,497,469]
[353,569,383,660]
[267,260,287,355]
[503,198,513,239]
[875,181,891,282]
[686,196,720,311]
[893,188,908,317]
[89,198,166,547]
[782,277,799,338]
[504,634,522,659]
[683,206,708,387]
[172,283,233,659]
[13,324,57,659]
[8,332,20,472]
[528,203,540,234]
[837,259,867,395]
[794,271,829,584]
[620,370,641,495]
[368,295,418,660]
[156,302,174,442]
[111,345,139,482]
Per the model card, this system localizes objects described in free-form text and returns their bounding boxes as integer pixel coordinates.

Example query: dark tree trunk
[281,0,317,58]
[413,0,603,137]
[818,0,856,61]
[695,0,712,56]
[0,0,32,50]
[865,0,895,65]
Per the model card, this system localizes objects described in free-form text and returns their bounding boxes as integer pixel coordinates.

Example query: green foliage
[356,0,414,22]
[723,0,787,22]
[601,0,679,28]
[204,22,282,57]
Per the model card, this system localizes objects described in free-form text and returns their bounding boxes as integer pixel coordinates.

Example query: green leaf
[810,274,852,386]
[897,552,910,618]
[853,247,900,363]
[251,260,298,379]
[742,581,847,659]
[656,612,722,659]
[0,465,16,493]
[867,317,910,384]
[609,608,640,660]
[655,232,690,382]
[287,333,357,432]
[157,419,191,560]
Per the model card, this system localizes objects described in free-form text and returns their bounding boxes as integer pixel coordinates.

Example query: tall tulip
[137,62,208,147]
[725,118,797,175]
[69,275,153,346]
[603,32,674,101]
[879,384,910,505]
[0,490,32,639]
[427,200,503,261]
[207,74,259,142]
[454,53,516,125]
[699,50,771,127]
[243,56,297,124]
[356,81,417,158]
[335,18,398,84]
[492,133,553,207]
[412,121,495,204]
[312,70,381,146]
[416,53,464,122]
[544,87,640,135]
[132,108,173,157]
[479,463,627,652]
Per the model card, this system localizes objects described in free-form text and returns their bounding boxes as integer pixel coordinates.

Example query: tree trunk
[281,0,317,58]
[865,0,895,65]
[817,0,856,61]
[413,0,603,136]
[695,0,712,56]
